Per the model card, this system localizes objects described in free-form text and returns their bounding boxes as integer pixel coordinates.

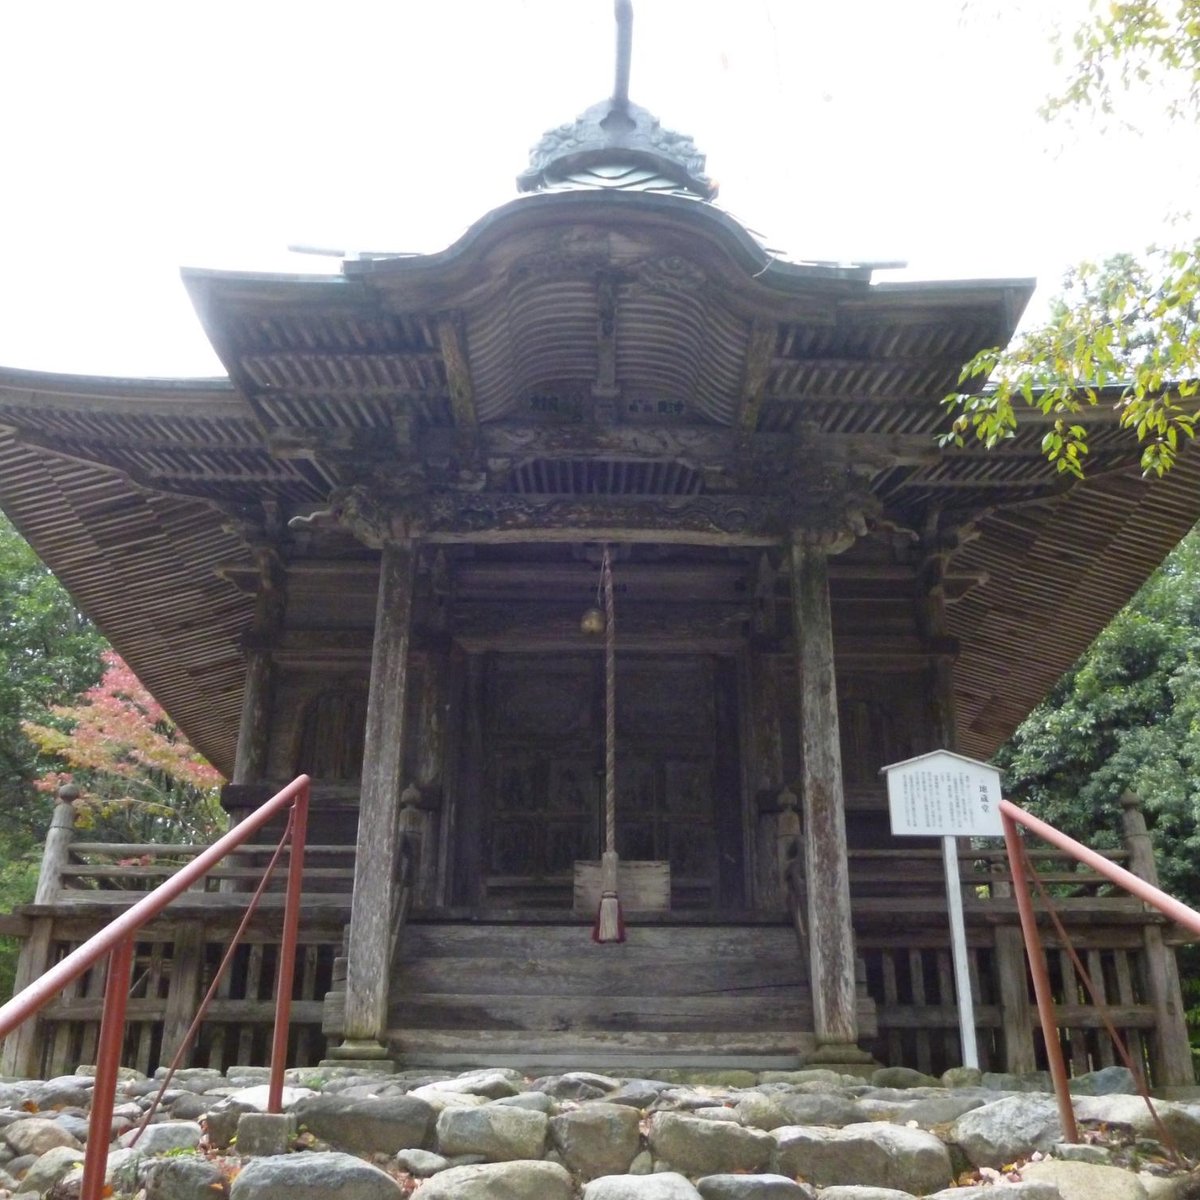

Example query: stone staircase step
[384,1027,818,1072]
[389,991,812,1032]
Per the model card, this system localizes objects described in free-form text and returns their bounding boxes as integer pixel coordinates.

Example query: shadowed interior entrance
[453,651,743,911]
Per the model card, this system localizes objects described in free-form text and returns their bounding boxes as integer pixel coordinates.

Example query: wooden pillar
[34,787,76,905]
[233,646,273,785]
[791,536,858,1048]
[233,552,285,785]
[994,923,1036,1073]
[4,786,77,1076]
[1121,792,1194,1085]
[336,538,416,1059]
[161,921,205,1065]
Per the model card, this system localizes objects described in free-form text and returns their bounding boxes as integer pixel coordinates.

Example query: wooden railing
[5,787,1193,1085]
[0,778,311,1200]
[849,793,1194,1085]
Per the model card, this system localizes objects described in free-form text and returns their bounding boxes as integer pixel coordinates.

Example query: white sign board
[880,749,1006,1071]
[883,750,1003,839]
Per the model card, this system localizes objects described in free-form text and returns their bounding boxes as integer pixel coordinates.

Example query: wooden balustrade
[4,792,1192,1082]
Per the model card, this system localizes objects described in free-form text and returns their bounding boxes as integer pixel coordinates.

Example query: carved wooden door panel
[481,655,599,906]
[475,651,742,910]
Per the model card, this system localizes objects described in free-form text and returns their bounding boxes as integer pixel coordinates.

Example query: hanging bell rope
[594,544,625,943]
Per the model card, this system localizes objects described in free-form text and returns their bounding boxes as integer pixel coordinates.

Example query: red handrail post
[268,781,309,1113]
[81,937,133,1200]
[1002,808,1079,1143]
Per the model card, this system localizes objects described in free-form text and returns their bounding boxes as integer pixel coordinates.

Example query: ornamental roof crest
[516,1,717,200]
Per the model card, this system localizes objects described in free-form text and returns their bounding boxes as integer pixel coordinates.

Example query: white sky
[0,0,1195,378]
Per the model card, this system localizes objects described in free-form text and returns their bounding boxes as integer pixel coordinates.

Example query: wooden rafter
[736,320,777,434]
[435,312,479,450]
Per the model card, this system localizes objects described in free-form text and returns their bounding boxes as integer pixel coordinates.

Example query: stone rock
[105,1147,144,1192]
[50,1114,90,1144]
[648,1111,773,1177]
[774,1092,869,1128]
[733,1093,793,1132]
[630,1150,654,1174]
[436,1104,548,1162]
[4,1117,82,1156]
[1139,1174,1182,1200]
[943,1067,984,1089]
[549,1102,642,1179]
[144,1154,231,1200]
[205,1100,258,1149]
[229,1151,404,1200]
[415,1159,574,1199]
[396,1148,450,1177]
[697,1174,815,1199]
[31,1077,93,1109]
[444,1069,523,1099]
[155,1067,226,1089]
[407,1085,489,1111]
[773,1122,952,1194]
[819,1189,916,1200]
[223,1085,315,1111]
[19,1145,86,1196]
[609,1080,670,1109]
[926,1184,1063,1200]
[1022,1160,1148,1200]
[533,1072,620,1101]
[982,1072,1052,1093]
[1075,1095,1200,1157]
[950,1095,1065,1166]
[871,1067,939,1089]
[879,1094,986,1127]
[290,1094,435,1155]
[236,1112,294,1157]
[758,1070,845,1087]
[169,1092,211,1120]
[1069,1068,1137,1096]
[120,1119,202,1153]
[584,1174,704,1199]
[1054,1143,1113,1164]
[490,1092,556,1113]
[693,1107,741,1123]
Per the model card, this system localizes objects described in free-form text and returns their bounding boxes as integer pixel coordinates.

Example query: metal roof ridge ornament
[516,0,718,200]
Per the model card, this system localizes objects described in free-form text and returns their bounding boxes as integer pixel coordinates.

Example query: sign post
[880,750,1003,1071]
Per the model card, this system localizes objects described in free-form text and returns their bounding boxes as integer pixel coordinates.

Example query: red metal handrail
[1001,796,1200,1146]
[0,775,310,1200]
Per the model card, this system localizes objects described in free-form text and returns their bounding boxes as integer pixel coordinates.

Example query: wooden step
[389,991,813,1032]
[391,954,806,997]
[398,922,801,960]
[385,1027,819,1072]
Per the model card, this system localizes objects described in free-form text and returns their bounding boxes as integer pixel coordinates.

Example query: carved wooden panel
[294,688,368,781]
[473,652,741,909]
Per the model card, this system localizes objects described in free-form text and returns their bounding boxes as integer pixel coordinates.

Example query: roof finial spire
[516,0,717,200]
[613,0,633,110]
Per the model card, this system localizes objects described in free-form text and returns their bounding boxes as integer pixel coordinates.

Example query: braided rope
[603,545,616,856]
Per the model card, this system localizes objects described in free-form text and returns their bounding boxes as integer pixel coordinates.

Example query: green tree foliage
[22,651,225,844]
[0,513,106,846]
[945,1,1200,476]
[998,524,1200,902]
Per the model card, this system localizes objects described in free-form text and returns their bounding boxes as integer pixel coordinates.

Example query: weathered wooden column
[2,785,77,1076]
[1121,792,1194,1085]
[790,534,860,1053]
[233,547,286,785]
[333,536,417,1061]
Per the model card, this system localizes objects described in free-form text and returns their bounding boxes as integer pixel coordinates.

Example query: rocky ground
[0,1061,1196,1200]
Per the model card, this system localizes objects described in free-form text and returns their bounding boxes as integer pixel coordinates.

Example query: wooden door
[466,651,743,910]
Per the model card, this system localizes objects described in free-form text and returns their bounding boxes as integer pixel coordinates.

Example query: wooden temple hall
[2,7,1199,1080]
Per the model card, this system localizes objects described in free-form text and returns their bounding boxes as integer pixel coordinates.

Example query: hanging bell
[580,606,605,635]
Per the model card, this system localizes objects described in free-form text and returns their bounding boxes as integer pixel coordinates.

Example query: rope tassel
[593,545,625,944]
